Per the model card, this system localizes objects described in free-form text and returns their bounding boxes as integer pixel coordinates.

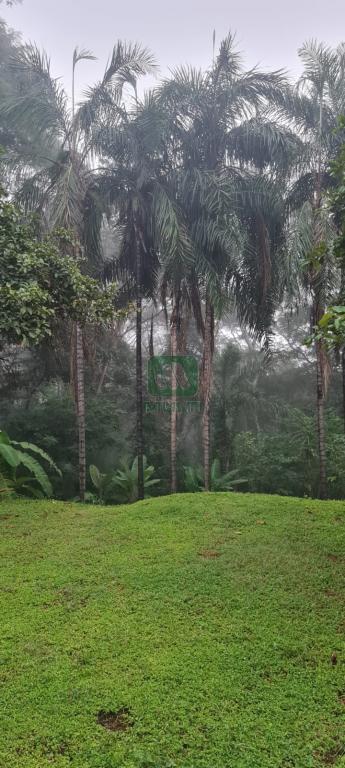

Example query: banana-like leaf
[89,464,105,490]
[12,441,62,476]
[0,443,20,468]
[15,478,44,499]
[0,430,11,445]
[15,451,52,497]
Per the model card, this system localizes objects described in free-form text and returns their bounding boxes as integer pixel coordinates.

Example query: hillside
[0,493,345,767]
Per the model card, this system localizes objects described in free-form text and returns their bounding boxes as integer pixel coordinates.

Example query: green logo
[148,356,198,398]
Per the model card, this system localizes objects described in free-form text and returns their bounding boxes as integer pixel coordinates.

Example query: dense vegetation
[1,494,344,767]
[1,8,345,766]
[1,15,345,502]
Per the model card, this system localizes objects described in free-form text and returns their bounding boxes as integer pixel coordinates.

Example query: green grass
[0,493,345,768]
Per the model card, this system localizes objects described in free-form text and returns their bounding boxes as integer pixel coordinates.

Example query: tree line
[1,18,345,501]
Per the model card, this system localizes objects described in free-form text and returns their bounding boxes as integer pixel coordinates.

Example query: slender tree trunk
[340,265,345,435]
[311,94,328,500]
[315,337,327,499]
[149,314,154,360]
[342,347,345,435]
[170,303,178,494]
[202,297,214,492]
[71,240,86,502]
[218,401,229,474]
[135,229,144,501]
[97,360,109,395]
[75,322,86,501]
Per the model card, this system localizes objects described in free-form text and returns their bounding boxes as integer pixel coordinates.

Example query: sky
[2,0,345,99]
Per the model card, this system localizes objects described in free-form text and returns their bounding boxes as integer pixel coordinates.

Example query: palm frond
[212,31,243,81]
[153,182,194,279]
[77,41,157,135]
[227,118,301,172]
[73,47,97,68]
[2,43,70,140]
[298,40,338,96]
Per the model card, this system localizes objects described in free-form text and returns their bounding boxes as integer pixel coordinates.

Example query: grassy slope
[0,493,345,768]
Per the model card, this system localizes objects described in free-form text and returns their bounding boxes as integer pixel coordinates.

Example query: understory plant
[0,430,61,497]
[183,459,247,493]
[89,457,160,504]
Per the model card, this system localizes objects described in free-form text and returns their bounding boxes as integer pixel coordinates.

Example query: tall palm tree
[1,41,155,499]
[92,92,190,498]
[160,34,293,490]
[285,41,345,498]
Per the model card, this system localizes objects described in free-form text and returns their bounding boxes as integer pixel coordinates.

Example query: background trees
[0,37,154,498]
[0,190,114,347]
[1,16,345,502]
[284,41,345,498]
[159,34,294,490]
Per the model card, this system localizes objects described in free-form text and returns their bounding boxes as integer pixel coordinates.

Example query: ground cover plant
[0,493,344,768]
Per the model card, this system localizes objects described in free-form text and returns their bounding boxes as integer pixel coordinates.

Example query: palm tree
[169,293,180,494]
[160,34,292,490]
[92,92,191,499]
[0,41,155,499]
[285,41,345,498]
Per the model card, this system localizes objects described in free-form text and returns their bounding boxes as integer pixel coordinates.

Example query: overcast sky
[2,0,345,99]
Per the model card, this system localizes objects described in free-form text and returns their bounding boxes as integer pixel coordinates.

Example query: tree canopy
[0,191,116,347]
[0,19,345,501]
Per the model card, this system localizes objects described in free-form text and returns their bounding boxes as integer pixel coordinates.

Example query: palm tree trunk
[218,401,229,474]
[316,337,327,499]
[342,347,345,434]
[75,322,86,501]
[170,303,178,494]
[149,314,154,359]
[340,265,345,434]
[135,229,144,501]
[202,297,214,492]
[97,360,109,395]
[313,95,327,500]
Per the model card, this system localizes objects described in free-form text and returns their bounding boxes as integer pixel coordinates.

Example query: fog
[2,0,345,97]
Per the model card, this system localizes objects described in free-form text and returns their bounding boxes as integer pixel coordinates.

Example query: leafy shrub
[89,456,160,504]
[183,459,247,492]
[3,385,129,499]
[0,429,61,497]
[233,408,345,498]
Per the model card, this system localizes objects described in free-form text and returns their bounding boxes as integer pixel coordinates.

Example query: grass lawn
[0,493,345,768]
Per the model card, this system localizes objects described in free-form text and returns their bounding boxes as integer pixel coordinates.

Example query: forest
[1,16,345,504]
[2,3,345,766]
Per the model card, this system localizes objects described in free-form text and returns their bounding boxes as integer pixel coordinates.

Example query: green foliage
[183,465,202,493]
[0,494,345,766]
[1,31,345,505]
[0,429,61,497]
[234,429,309,497]
[89,456,160,504]
[2,384,130,500]
[233,407,345,498]
[0,192,116,347]
[183,459,247,493]
[316,304,345,346]
[316,124,345,346]
[88,464,114,504]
